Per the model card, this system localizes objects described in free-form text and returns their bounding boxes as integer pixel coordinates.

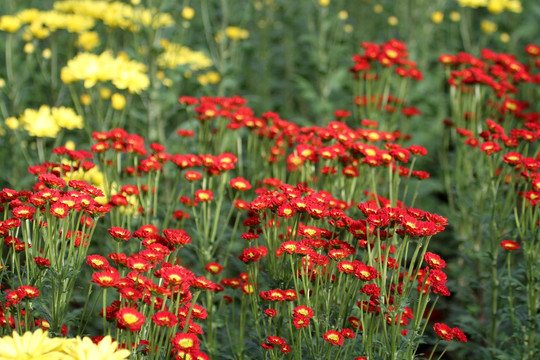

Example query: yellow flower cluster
[455,0,522,13]
[157,40,213,71]
[0,8,95,38]
[0,329,130,360]
[0,15,22,33]
[76,31,100,51]
[54,0,174,31]
[216,26,250,42]
[7,105,83,138]
[61,51,150,93]
[0,9,95,37]
[197,71,221,86]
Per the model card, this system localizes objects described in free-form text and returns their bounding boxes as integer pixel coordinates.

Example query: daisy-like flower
[433,323,454,341]
[108,227,131,241]
[163,229,192,247]
[194,189,213,202]
[500,240,520,251]
[91,269,120,288]
[229,177,252,191]
[323,330,344,346]
[204,262,223,275]
[293,305,314,319]
[171,332,200,353]
[86,255,110,269]
[151,310,178,328]
[12,205,36,220]
[62,335,131,360]
[0,329,68,360]
[185,171,202,181]
[116,307,146,332]
[424,252,446,269]
[50,203,70,219]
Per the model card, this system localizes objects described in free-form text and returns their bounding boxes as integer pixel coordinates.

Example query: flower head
[433,323,453,341]
[0,329,68,360]
[61,335,131,360]
[116,307,146,332]
[323,330,344,346]
[500,240,520,251]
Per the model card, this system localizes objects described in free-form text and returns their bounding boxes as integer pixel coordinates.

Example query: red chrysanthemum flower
[480,141,501,155]
[152,310,178,328]
[354,263,378,281]
[91,269,120,288]
[160,265,195,286]
[500,240,520,251]
[204,262,223,275]
[171,332,200,353]
[117,307,146,332]
[452,327,468,342]
[424,252,447,269]
[34,256,50,268]
[292,315,310,329]
[190,276,218,291]
[229,177,252,191]
[195,190,213,202]
[12,205,35,220]
[238,246,267,263]
[38,174,66,189]
[341,328,355,339]
[336,258,355,272]
[108,227,131,241]
[323,330,344,346]
[19,285,40,299]
[163,229,192,247]
[185,171,203,181]
[127,256,154,273]
[433,323,454,341]
[86,255,110,270]
[50,203,70,219]
[293,305,314,319]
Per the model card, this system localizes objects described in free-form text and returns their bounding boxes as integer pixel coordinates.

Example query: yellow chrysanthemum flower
[80,94,92,105]
[76,31,100,51]
[455,0,488,8]
[4,117,19,130]
[17,8,40,23]
[388,16,398,26]
[52,106,84,130]
[0,329,69,360]
[17,105,83,137]
[54,0,174,31]
[20,106,61,138]
[24,43,35,54]
[111,93,126,110]
[481,19,497,34]
[61,52,149,93]
[65,140,76,150]
[42,48,52,59]
[456,0,521,13]
[157,42,213,71]
[61,335,130,360]
[28,21,51,39]
[197,72,221,86]
[0,15,22,32]
[182,6,195,20]
[449,11,461,22]
[225,26,249,40]
[431,11,444,24]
